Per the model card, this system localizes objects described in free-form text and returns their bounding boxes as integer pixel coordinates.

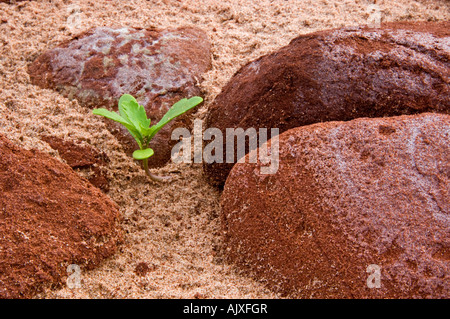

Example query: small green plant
[93,94,203,182]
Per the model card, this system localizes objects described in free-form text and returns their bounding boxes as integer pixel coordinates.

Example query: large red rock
[204,21,450,186]
[28,26,211,167]
[221,113,450,298]
[0,134,122,298]
[40,135,108,169]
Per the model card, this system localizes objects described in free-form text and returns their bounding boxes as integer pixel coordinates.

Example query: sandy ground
[0,0,449,299]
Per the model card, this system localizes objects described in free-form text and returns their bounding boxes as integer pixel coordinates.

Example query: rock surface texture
[41,135,111,192]
[221,113,450,298]
[205,21,450,186]
[0,134,122,298]
[0,1,28,3]
[28,26,211,167]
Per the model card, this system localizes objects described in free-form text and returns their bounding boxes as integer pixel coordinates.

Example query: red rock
[41,135,110,192]
[41,135,108,168]
[0,134,122,298]
[204,21,450,186]
[28,26,211,167]
[221,113,450,298]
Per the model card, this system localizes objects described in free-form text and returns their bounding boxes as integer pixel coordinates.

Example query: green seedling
[93,94,203,182]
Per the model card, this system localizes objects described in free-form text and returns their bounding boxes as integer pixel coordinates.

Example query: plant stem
[142,158,171,183]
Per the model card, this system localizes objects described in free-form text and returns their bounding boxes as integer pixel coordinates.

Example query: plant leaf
[133,148,154,160]
[93,95,202,155]
[118,94,137,122]
[119,94,151,136]
[139,124,153,136]
[92,107,143,148]
[92,108,130,127]
[149,96,203,139]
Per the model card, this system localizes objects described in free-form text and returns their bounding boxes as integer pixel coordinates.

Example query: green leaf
[139,124,153,136]
[118,94,137,121]
[124,127,144,149]
[93,95,202,157]
[92,107,143,148]
[118,94,151,136]
[92,108,130,127]
[150,96,203,139]
[133,148,154,160]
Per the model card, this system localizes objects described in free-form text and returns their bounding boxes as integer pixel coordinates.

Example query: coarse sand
[0,0,449,299]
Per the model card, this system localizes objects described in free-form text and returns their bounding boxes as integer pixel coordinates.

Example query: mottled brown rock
[28,26,210,167]
[205,21,450,186]
[221,113,450,298]
[0,134,122,298]
[41,135,110,192]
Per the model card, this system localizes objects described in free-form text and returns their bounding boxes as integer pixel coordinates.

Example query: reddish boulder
[28,26,211,167]
[221,113,450,298]
[0,134,122,298]
[204,21,450,186]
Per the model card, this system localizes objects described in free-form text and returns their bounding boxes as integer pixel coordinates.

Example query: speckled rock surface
[205,21,450,186]
[28,26,211,167]
[0,134,122,298]
[221,113,450,298]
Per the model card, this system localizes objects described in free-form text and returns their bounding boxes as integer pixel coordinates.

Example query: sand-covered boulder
[221,113,450,298]
[28,26,211,167]
[205,21,450,186]
[0,134,122,298]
